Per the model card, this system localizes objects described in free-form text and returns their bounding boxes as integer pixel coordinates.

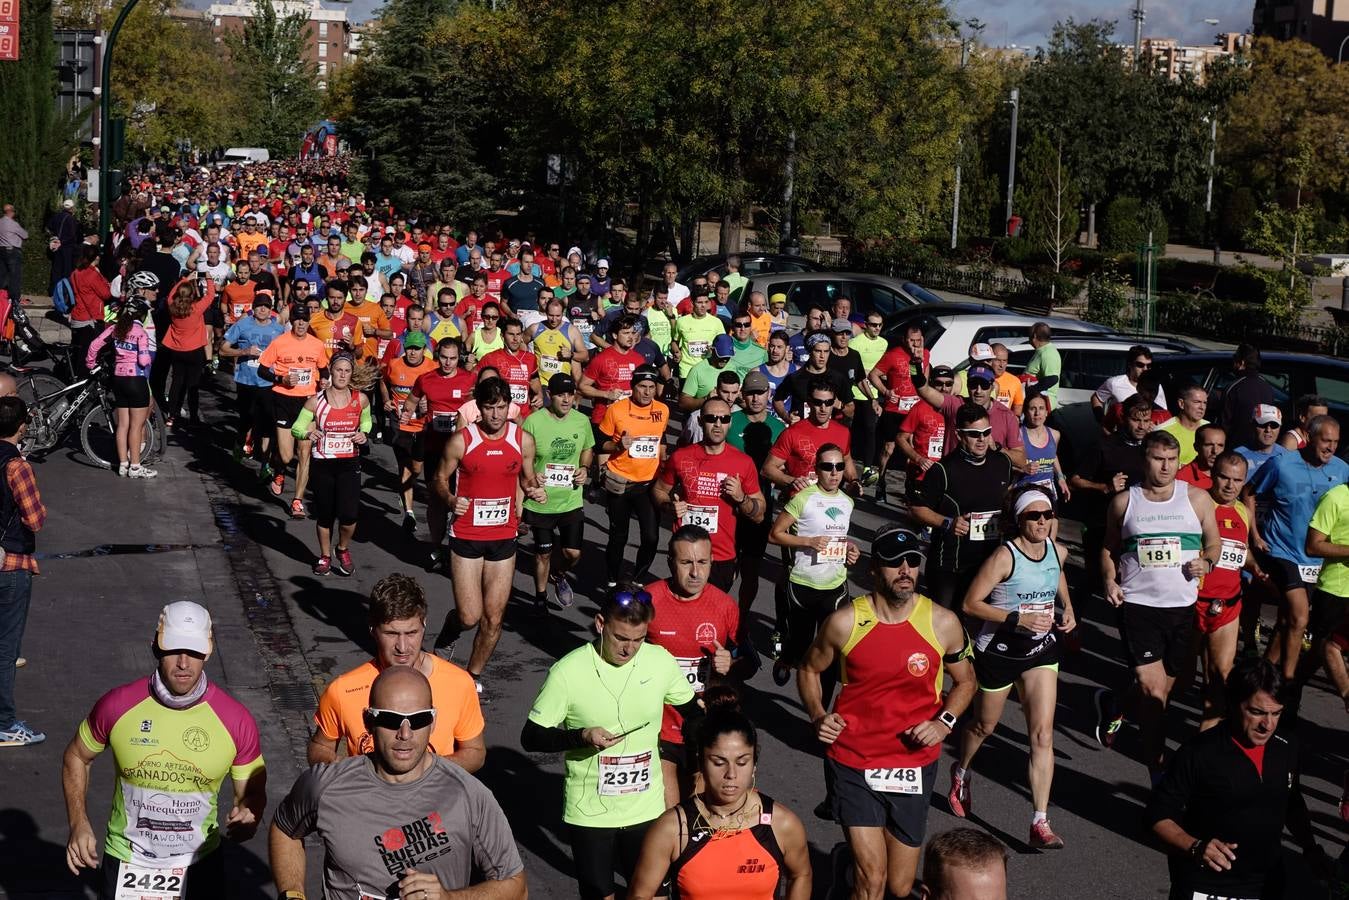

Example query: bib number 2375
[599,751,653,796]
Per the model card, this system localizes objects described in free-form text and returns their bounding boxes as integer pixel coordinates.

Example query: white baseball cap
[156,601,213,655]
[970,343,995,361]
[1252,404,1282,425]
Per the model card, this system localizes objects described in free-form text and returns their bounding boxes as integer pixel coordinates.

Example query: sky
[201,0,1255,51]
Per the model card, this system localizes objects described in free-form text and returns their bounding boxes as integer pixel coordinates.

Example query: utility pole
[1132,0,1145,65]
[1004,88,1019,231]
[950,39,971,250]
[1204,115,1217,213]
[780,128,797,255]
[97,0,144,245]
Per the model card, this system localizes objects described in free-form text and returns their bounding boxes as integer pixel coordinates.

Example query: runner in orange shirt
[597,363,670,588]
[258,306,330,518]
[309,281,365,357]
[381,331,436,530]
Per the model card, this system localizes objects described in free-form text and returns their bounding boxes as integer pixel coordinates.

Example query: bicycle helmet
[124,297,150,319]
[127,270,160,291]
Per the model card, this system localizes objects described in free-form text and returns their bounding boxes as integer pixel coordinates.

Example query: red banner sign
[0,0,17,20]
[0,0,18,62]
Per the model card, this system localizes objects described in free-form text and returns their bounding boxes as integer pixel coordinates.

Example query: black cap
[548,373,577,394]
[631,363,661,386]
[872,527,925,567]
[290,304,311,322]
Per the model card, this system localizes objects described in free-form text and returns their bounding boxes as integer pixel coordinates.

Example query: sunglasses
[701,414,732,424]
[1256,422,1280,429]
[932,380,955,389]
[958,427,993,438]
[482,314,500,321]
[365,707,436,731]
[881,552,925,568]
[968,379,993,390]
[1021,509,1057,522]
[866,321,883,327]
[807,397,835,406]
[733,321,751,328]
[613,588,653,608]
[817,461,847,472]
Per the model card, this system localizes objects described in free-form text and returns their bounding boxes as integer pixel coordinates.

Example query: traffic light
[106,169,123,203]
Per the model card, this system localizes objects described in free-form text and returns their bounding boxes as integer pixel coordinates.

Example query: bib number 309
[863,766,923,795]
[115,861,184,900]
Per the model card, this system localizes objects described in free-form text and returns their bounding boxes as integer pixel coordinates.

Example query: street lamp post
[97,0,144,246]
[1004,88,1019,232]
[1338,33,1349,63]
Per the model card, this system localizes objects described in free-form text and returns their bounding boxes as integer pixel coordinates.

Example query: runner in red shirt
[478,318,542,411]
[653,398,765,590]
[897,365,955,505]
[456,275,491,333]
[642,526,744,806]
[483,252,510,303]
[402,336,477,564]
[433,376,546,693]
[1177,423,1226,492]
[580,313,646,424]
[870,324,930,500]
[763,377,857,498]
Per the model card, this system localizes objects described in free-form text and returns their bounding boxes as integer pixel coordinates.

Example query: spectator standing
[1220,343,1275,451]
[0,397,47,747]
[47,199,79,291]
[0,204,28,302]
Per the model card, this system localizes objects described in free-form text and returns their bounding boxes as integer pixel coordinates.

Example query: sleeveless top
[311,390,362,460]
[671,793,784,900]
[829,594,946,769]
[1119,483,1203,609]
[449,421,523,541]
[1199,502,1249,601]
[1017,425,1058,496]
[976,540,1060,657]
[471,326,504,358]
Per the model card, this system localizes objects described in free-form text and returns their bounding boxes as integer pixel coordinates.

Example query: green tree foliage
[1015,132,1079,273]
[1099,196,1168,254]
[341,0,494,224]
[57,0,245,160]
[227,0,322,157]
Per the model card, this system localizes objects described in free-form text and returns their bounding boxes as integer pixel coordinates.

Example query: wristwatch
[283,891,307,900]
[937,710,958,730]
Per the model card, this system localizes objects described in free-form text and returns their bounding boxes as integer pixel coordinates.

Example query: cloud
[949,0,1252,50]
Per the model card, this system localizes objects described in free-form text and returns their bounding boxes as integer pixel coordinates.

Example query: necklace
[692,790,755,835]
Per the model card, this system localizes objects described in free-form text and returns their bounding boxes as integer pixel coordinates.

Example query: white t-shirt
[1094,373,1167,409]
[667,282,690,305]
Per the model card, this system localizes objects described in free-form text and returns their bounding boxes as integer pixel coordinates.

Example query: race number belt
[1139,536,1182,568]
[681,505,718,532]
[114,861,184,900]
[598,751,652,796]
[863,767,923,795]
[472,497,510,527]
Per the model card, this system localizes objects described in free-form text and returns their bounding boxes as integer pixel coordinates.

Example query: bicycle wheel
[79,405,153,470]
[142,406,168,464]
[17,372,66,407]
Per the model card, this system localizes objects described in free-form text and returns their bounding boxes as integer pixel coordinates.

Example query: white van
[218,147,270,165]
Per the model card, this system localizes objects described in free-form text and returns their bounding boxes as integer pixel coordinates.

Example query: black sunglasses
[1021,509,1057,522]
[613,589,653,608]
[733,321,751,328]
[365,707,436,731]
[817,461,847,472]
[701,414,732,424]
[958,427,993,438]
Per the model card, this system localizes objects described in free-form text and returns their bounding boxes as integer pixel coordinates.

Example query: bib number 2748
[863,766,923,795]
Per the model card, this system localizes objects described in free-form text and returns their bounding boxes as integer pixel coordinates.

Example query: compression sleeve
[359,401,373,434]
[519,719,588,753]
[258,366,277,384]
[291,406,315,439]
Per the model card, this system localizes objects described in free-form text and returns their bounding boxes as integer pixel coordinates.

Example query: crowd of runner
[1,157,1346,899]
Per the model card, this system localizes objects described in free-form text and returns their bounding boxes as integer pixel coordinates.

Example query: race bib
[541,356,565,377]
[1298,562,1323,583]
[292,368,313,387]
[628,436,659,459]
[863,767,923,795]
[1139,536,1182,568]
[510,382,529,405]
[543,464,575,488]
[818,539,849,563]
[682,504,719,532]
[242,359,259,372]
[676,656,705,692]
[376,339,390,359]
[115,861,184,900]
[1216,538,1247,571]
[598,751,653,796]
[897,395,918,412]
[926,433,944,459]
[472,497,511,528]
[687,340,709,359]
[320,433,354,457]
[967,511,996,542]
[574,319,594,337]
[431,413,455,433]
[1190,893,1257,900]
[231,303,248,320]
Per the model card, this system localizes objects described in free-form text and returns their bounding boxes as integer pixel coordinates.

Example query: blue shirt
[224,316,285,387]
[1248,448,1349,566]
[1234,444,1287,483]
[374,253,403,279]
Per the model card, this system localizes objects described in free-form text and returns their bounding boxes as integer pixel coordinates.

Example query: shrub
[1100,196,1169,254]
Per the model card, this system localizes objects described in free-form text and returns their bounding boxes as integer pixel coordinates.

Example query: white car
[884,304,1114,370]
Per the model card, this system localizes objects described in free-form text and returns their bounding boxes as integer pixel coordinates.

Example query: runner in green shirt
[727,312,769,375]
[644,285,676,354]
[1025,322,1062,407]
[729,371,788,615]
[522,373,595,609]
[674,294,726,378]
[520,590,698,900]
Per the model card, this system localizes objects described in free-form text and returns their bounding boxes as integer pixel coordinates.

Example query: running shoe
[14,657,25,668]
[128,464,158,479]
[402,510,417,533]
[312,555,331,576]
[427,548,446,572]
[859,465,879,487]
[117,462,129,477]
[242,434,254,456]
[1093,688,1124,749]
[813,800,834,822]
[1029,819,1064,850]
[231,445,245,465]
[0,721,45,747]
[554,574,575,608]
[772,660,792,686]
[947,763,971,818]
[268,473,285,496]
[290,499,307,519]
[332,548,353,577]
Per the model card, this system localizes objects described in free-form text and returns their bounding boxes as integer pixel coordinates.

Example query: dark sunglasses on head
[701,414,732,424]
[1021,509,1057,522]
[613,588,653,608]
[958,426,993,438]
[817,461,847,472]
[365,707,436,731]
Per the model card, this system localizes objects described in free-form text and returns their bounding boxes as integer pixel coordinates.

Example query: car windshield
[901,282,946,305]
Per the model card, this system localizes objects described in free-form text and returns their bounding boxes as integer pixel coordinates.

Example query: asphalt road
[1,370,1345,900]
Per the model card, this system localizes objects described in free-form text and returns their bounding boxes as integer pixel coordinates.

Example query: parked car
[745,271,925,319]
[642,253,827,288]
[1050,348,1349,474]
[217,147,270,165]
[882,304,1114,369]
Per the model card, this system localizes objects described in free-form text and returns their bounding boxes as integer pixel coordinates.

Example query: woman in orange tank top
[627,690,812,900]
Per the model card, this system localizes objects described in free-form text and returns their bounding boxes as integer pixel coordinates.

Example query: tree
[0,0,77,290]
[1017,133,1079,278]
[227,0,322,157]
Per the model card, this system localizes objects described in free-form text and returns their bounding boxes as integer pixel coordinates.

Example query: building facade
[205,0,350,86]
[1254,0,1349,59]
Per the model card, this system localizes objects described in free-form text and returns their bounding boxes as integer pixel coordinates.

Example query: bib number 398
[598,751,653,796]
[863,766,923,795]
[115,861,184,900]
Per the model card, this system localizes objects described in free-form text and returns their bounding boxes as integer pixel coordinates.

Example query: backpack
[52,276,76,315]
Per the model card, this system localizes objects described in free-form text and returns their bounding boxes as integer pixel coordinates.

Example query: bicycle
[20,354,167,469]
